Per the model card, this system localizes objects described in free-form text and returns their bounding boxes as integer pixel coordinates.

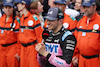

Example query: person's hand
[72,56,78,67]
[35,43,48,57]
[15,53,20,61]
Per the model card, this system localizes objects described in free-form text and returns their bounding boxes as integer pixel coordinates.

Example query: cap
[3,0,14,7]
[82,0,96,7]
[44,7,64,21]
[14,0,31,6]
[14,0,21,3]
[54,0,66,5]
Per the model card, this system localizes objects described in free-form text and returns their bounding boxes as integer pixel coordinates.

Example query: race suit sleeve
[37,53,47,67]
[46,35,77,67]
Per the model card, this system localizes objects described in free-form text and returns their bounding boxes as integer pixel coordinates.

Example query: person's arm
[35,35,77,67]
[46,35,76,67]
[33,15,43,43]
[72,44,79,67]
[14,17,21,61]
[37,53,47,67]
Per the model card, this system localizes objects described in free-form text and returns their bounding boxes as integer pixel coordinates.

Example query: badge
[28,20,34,26]
[21,29,24,32]
[33,15,38,21]
[63,23,69,29]
[93,24,99,30]
[1,30,4,33]
[82,32,86,36]
[79,26,83,28]
[10,23,16,28]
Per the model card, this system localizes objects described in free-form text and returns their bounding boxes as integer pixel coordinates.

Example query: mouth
[48,25,52,29]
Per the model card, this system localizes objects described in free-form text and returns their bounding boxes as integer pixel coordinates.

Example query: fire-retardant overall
[63,13,77,34]
[18,12,43,67]
[73,12,100,67]
[0,14,20,67]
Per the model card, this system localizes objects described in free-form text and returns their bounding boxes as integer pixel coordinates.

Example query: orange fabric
[19,12,43,44]
[73,13,100,67]
[78,55,99,67]
[44,19,48,29]
[0,14,20,67]
[0,14,20,44]
[18,12,42,67]
[63,13,77,34]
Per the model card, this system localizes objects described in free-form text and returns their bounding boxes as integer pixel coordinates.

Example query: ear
[94,5,97,10]
[59,19,63,24]
[30,9,35,14]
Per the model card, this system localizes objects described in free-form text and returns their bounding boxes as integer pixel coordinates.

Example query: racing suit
[38,27,77,67]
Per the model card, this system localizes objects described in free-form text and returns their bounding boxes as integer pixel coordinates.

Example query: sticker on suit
[28,20,34,26]
[1,30,4,33]
[45,42,62,56]
[63,23,69,29]
[93,24,99,30]
[82,32,86,36]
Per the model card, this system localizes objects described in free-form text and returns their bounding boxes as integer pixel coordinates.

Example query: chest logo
[28,20,34,26]
[45,43,60,54]
[63,23,69,29]
[93,24,99,30]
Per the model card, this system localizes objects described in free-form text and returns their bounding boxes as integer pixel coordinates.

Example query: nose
[47,20,51,25]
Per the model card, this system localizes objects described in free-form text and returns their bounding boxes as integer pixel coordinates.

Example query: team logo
[83,0,90,3]
[45,42,62,56]
[48,11,53,14]
[93,24,99,30]
[63,23,69,29]
[10,23,16,28]
[28,20,34,26]
[6,0,12,3]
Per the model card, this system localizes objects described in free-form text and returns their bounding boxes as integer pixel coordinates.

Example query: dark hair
[26,5,31,11]
[95,0,100,11]
[57,8,64,20]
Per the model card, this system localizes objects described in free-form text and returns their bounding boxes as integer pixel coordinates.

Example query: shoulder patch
[16,17,20,23]
[69,15,76,21]
[62,31,72,41]
[33,15,38,21]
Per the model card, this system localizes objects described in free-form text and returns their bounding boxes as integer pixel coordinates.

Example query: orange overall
[63,13,77,34]
[73,12,100,67]
[18,12,43,67]
[0,14,20,67]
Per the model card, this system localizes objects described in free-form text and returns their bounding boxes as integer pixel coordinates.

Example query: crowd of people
[0,0,100,67]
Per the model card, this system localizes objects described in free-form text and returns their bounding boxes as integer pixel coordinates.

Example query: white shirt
[39,15,44,29]
[64,6,80,18]
[0,9,2,18]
